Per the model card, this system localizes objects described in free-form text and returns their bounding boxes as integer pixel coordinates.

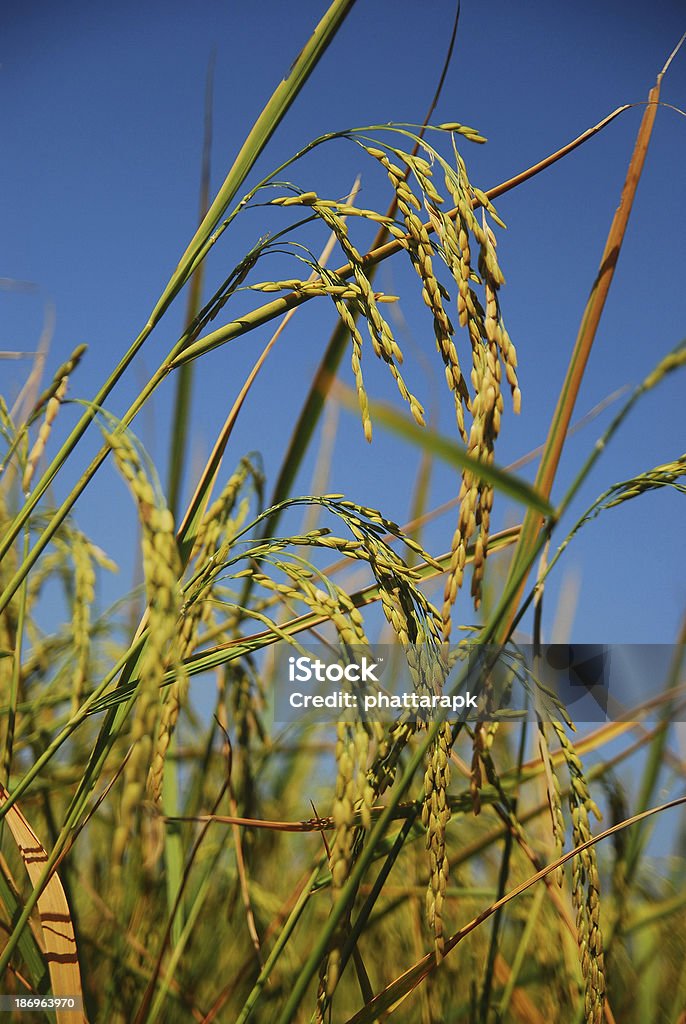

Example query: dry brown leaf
[0,784,86,1023]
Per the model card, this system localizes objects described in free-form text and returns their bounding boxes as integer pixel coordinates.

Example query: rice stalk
[22,381,66,496]
[550,720,605,1023]
[263,132,518,628]
[69,530,96,717]
[104,428,185,869]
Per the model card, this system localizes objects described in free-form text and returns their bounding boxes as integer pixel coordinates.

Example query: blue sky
[3,0,685,644]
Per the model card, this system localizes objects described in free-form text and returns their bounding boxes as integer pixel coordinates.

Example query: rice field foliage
[1,5,685,1023]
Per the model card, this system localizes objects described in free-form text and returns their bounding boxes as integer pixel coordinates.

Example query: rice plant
[1,5,685,1023]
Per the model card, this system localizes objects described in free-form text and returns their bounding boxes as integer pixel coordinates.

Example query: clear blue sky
[3,0,685,643]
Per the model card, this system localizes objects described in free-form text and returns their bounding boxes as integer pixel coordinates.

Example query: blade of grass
[232,861,325,1024]
[167,49,216,520]
[337,390,553,516]
[315,386,628,586]
[2,523,29,787]
[332,815,416,1013]
[163,51,216,955]
[496,52,671,642]
[478,720,528,1021]
[496,884,546,1019]
[0,866,50,995]
[135,766,231,1024]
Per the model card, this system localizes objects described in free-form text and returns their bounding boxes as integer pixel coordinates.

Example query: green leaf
[361,397,553,516]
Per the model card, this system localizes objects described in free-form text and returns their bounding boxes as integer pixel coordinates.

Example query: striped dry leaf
[0,784,86,1023]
